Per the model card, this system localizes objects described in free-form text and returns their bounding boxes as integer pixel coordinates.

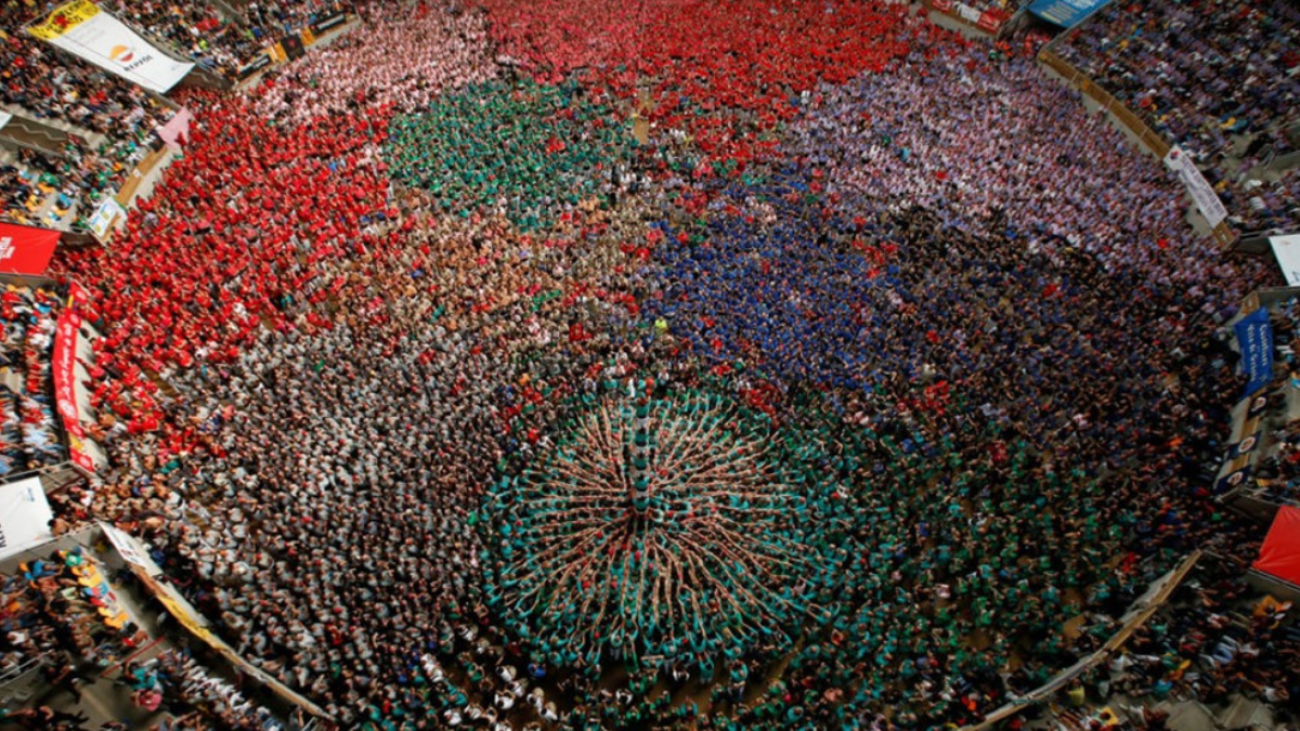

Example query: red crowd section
[480,0,921,162]
[51,90,396,436]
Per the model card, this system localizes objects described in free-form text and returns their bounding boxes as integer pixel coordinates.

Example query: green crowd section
[385,79,636,231]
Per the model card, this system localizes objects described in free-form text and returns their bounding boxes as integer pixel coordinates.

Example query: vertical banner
[1234,307,1274,397]
[27,0,194,94]
[54,308,96,475]
[1164,146,1229,229]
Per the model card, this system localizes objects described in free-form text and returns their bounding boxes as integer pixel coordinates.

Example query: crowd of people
[0,283,67,478]
[1056,0,1300,231]
[100,0,355,79]
[0,0,179,229]
[0,0,1291,730]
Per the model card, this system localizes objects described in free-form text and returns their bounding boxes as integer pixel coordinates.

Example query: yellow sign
[28,0,100,40]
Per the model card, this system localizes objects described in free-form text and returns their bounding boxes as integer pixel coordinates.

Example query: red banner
[53,308,95,475]
[0,222,60,276]
[977,10,1004,31]
[1254,506,1300,587]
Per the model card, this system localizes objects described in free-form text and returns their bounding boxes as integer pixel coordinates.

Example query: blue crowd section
[645,169,1125,404]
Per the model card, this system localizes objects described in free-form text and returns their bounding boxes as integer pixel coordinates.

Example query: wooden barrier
[1039,50,1249,248]
[1040,49,1172,159]
[114,146,172,207]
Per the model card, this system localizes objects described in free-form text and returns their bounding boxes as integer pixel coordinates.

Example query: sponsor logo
[0,237,14,261]
[107,43,155,72]
[109,44,135,63]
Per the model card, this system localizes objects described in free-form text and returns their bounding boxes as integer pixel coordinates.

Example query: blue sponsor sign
[1028,0,1113,27]
[1234,307,1274,397]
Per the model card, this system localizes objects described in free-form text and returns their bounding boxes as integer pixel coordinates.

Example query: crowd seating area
[1057,0,1300,230]
[103,0,355,78]
[1042,559,1297,731]
[0,284,65,479]
[0,0,175,230]
[0,1,1297,731]
[0,546,142,688]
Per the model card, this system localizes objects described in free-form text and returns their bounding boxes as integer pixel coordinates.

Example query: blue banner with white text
[1028,0,1113,28]
[1235,307,1274,397]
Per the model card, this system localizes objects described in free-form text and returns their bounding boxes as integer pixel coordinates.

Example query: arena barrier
[1037,50,1236,249]
[237,11,355,83]
[98,522,337,724]
[959,551,1202,731]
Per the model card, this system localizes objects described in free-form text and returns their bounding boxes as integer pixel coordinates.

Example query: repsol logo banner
[28,0,194,94]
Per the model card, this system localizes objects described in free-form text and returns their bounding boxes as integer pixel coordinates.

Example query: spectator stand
[0,114,106,232]
[1037,48,1238,250]
[0,0,190,240]
[0,522,303,731]
[0,524,167,727]
[0,274,73,484]
[958,552,1203,731]
[99,522,337,728]
[231,4,358,88]
[1028,556,1298,731]
[1041,0,1300,250]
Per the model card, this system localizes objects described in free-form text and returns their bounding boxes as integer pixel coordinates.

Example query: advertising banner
[0,477,55,561]
[1164,146,1229,228]
[0,111,11,131]
[1234,307,1274,397]
[1269,234,1300,287]
[281,33,305,61]
[0,222,61,276]
[100,522,154,572]
[27,0,194,94]
[954,2,982,23]
[977,10,1006,31]
[53,308,96,475]
[1028,0,1113,27]
[238,50,274,79]
[310,12,348,38]
[87,198,126,241]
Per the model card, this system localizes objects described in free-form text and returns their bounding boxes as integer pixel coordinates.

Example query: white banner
[100,522,155,572]
[1269,234,1300,287]
[0,478,55,561]
[87,197,126,240]
[0,111,12,131]
[28,0,194,95]
[955,2,982,21]
[1164,146,1229,229]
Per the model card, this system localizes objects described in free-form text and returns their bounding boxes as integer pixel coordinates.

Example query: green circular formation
[480,383,837,671]
[385,79,634,231]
